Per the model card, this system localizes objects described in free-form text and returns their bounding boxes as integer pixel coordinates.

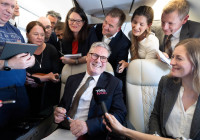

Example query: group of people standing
[1,0,200,139]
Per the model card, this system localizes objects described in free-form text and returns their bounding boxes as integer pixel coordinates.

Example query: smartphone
[0,100,16,104]
[116,63,122,73]
[55,74,61,80]
[28,75,41,84]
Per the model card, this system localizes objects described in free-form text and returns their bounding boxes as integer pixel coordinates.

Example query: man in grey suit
[159,0,200,58]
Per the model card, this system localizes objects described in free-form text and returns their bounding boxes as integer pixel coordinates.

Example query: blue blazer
[59,72,127,140]
[160,20,200,52]
[94,24,131,78]
[149,76,200,140]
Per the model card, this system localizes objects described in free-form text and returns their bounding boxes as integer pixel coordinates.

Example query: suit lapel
[162,80,181,127]
[108,31,121,48]
[190,96,200,139]
[65,73,85,110]
[180,22,189,40]
[88,72,108,118]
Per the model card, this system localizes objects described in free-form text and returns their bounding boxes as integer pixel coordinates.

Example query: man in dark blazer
[149,76,200,140]
[94,8,131,80]
[159,0,200,58]
[54,42,127,140]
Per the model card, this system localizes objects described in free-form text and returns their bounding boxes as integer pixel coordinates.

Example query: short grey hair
[46,10,61,21]
[89,42,111,57]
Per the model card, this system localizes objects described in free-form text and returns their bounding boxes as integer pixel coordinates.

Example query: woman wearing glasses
[60,7,97,65]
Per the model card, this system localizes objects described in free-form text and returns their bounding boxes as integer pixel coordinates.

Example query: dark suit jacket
[59,72,127,140]
[149,76,200,140]
[94,24,131,79]
[46,32,58,48]
[160,20,200,52]
[62,27,98,56]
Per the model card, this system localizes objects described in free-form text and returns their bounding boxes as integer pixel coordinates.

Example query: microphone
[93,87,111,127]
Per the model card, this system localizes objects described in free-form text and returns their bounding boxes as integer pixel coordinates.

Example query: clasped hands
[54,107,88,137]
[26,72,60,87]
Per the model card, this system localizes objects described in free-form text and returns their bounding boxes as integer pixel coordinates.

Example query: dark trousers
[0,86,30,129]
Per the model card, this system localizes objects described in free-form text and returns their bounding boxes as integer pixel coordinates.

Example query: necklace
[35,52,43,68]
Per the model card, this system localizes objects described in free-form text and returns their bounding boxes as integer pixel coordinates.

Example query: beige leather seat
[60,62,114,100]
[126,59,170,132]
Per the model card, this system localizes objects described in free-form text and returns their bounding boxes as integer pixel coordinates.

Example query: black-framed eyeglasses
[68,18,83,25]
[45,25,51,30]
[90,53,108,63]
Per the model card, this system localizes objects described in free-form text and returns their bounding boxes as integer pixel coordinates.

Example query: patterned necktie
[67,76,93,118]
[164,34,173,58]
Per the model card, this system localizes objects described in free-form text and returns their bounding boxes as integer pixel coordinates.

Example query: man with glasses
[38,17,57,47]
[53,42,126,140]
[46,10,61,30]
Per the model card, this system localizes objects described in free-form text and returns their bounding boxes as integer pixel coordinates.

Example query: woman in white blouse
[118,6,159,73]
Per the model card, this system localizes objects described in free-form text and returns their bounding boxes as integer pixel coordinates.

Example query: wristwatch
[4,60,11,71]
[75,59,79,65]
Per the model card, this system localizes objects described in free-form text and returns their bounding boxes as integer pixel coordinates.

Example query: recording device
[93,87,111,127]
[0,100,16,104]
[116,63,122,73]
[55,74,61,80]
[27,75,41,84]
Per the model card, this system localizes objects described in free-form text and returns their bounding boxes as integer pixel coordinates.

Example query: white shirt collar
[172,26,182,39]
[85,71,101,82]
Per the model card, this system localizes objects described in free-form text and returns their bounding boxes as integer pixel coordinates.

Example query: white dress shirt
[102,32,118,44]
[171,26,182,51]
[165,86,196,139]
[72,72,100,121]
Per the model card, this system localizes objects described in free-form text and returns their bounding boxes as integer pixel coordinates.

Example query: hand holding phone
[116,63,122,73]
[27,75,41,84]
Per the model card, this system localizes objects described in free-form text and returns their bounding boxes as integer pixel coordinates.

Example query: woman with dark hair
[60,7,97,65]
[118,6,159,73]
[104,38,200,140]
[26,21,60,116]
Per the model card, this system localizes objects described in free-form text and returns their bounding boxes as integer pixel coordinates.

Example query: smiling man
[94,8,131,81]
[160,0,200,58]
[53,42,127,140]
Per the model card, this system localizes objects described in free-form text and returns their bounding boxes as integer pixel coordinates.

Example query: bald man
[38,17,52,42]
[38,17,58,48]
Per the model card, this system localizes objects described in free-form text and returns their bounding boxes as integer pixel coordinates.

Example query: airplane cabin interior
[1,0,200,139]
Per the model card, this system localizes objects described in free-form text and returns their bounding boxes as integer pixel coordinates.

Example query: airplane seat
[60,62,114,100]
[38,62,113,138]
[126,59,170,133]
[151,20,164,47]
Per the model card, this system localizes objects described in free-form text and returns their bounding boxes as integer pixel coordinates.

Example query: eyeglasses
[45,25,51,30]
[90,53,108,63]
[68,18,83,25]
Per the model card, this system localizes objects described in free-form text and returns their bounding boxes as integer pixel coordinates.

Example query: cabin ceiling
[75,0,157,21]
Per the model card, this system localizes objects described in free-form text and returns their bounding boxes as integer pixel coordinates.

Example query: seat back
[60,62,114,100]
[126,59,170,133]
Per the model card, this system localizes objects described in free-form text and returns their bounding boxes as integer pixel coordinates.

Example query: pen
[58,50,64,56]
[0,100,16,104]
[65,114,71,122]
